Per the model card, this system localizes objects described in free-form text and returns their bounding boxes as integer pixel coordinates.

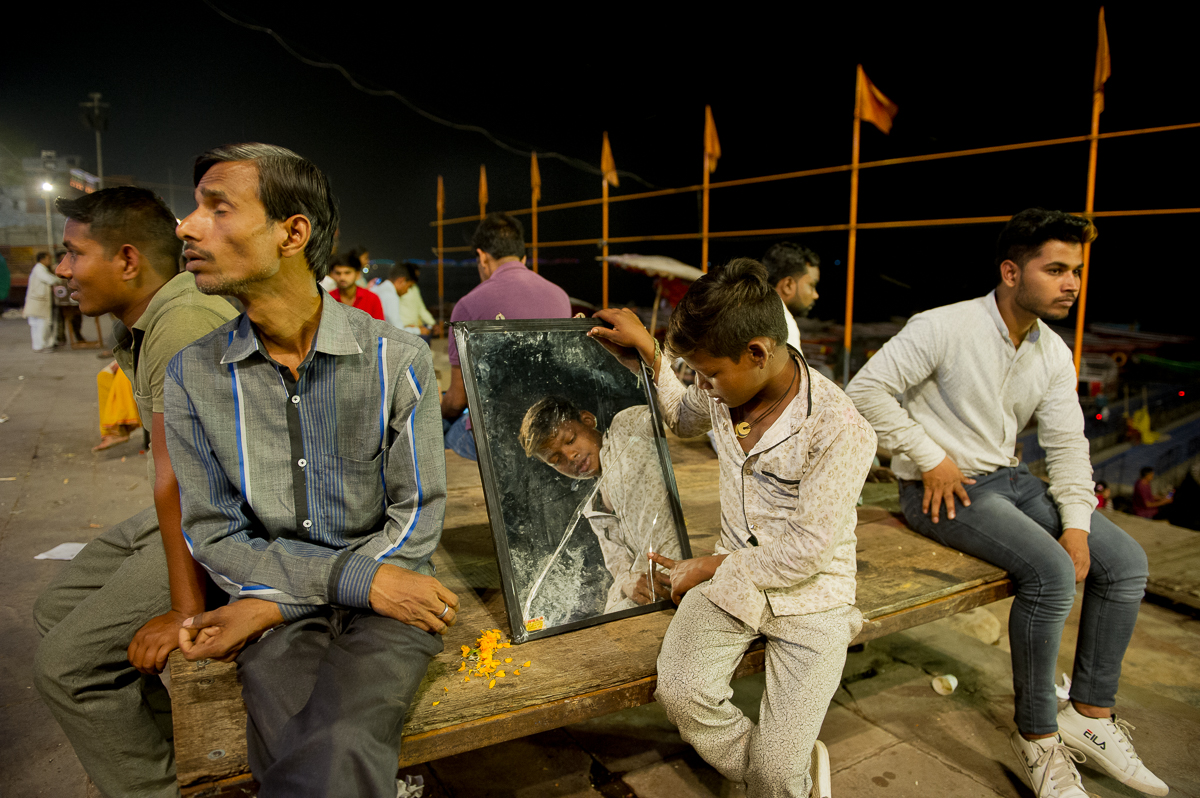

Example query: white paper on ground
[35,542,87,560]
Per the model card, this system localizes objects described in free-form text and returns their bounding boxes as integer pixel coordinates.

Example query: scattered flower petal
[488,679,496,689]
[432,700,440,706]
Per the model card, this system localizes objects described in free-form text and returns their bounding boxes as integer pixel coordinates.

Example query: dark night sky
[2,2,1196,332]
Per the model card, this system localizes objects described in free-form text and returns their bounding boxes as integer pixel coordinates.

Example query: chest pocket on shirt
[318,452,386,533]
[754,469,801,513]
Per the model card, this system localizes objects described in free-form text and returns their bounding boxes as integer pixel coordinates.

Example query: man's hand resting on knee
[921,456,977,523]
[369,564,460,634]
[1058,528,1091,582]
[178,599,284,662]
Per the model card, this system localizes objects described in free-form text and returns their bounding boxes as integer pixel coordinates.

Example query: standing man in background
[23,251,64,352]
[441,212,571,461]
[762,242,821,351]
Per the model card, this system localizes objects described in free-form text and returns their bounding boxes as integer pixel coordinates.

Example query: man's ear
[775,276,795,301]
[999,259,1021,288]
[117,244,142,282]
[581,411,597,429]
[279,214,312,259]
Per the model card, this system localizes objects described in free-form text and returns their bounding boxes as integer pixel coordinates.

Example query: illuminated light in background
[1180,391,1186,397]
[41,182,53,191]
[1096,413,1103,420]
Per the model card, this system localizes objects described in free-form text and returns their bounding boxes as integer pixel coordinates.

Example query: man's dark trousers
[237,608,441,798]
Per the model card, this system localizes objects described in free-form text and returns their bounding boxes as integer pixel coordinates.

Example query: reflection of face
[57,220,124,316]
[177,161,282,295]
[537,413,604,479]
[685,349,765,409]
[330,265,359,290]
[1011,240,1082,322]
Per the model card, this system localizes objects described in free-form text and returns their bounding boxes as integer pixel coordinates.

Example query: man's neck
[116,276,170,331]
[240,264,325,374]
[338,284,357,303]
[993,287,1038,347]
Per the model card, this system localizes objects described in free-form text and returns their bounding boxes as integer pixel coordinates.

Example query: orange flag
[601,132,619,187]
[478,165,488,215]
[436,175,444,216]
[704,105,721,174]
[856,65,899,135]
[1094,7,1111,111]
[531,152,542,202]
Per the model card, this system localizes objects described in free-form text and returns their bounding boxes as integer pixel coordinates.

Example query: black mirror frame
[453,318,693,643]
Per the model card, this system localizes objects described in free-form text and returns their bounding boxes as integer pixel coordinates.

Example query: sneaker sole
[811,740,832,798]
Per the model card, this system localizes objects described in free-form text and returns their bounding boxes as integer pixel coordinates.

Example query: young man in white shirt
[846,209,1165,798]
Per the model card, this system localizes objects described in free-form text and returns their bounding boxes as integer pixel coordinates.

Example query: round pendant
[734,421,751,438]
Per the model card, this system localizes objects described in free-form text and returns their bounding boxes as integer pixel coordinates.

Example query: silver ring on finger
[436,602,451,619]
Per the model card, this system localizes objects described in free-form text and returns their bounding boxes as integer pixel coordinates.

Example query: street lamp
[42,183,55,257]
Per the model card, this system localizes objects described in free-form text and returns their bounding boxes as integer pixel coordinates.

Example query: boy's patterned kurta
[655,352,876,630]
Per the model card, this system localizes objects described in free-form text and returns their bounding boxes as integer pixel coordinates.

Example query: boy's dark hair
[472,213,526,261]
[762,242,820,285]
[55,187,182,280]
[666,258,789,361]
[193,143,340,281]
[1140,466,1154,479]
[995,208,1096,270]
[520,395,583,458]
[35,251,50,263]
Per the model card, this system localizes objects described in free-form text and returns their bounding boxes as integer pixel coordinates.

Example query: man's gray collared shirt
[163,292,447,619]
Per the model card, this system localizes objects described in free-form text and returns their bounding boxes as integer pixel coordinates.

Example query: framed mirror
[454,319,692,643]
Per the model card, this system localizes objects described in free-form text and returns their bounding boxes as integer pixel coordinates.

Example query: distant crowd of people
[28,142,1170,798]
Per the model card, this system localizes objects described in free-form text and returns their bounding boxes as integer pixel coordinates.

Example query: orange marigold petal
[488,679,496,689]
[523,661,531,667]
[504,658,512,663]
[432,700,440,706]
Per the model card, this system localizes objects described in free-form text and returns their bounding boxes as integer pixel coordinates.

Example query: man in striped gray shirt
[847,209,1164,798]
[165,143,457,797]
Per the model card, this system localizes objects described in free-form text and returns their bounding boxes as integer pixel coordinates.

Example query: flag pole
[479,164,488,220]
[702,119,711,275]
[602,175,609,309]
[437,175,445,329]
[531,153,540,273]
[1074,7,1107,376]
[843,67,863,388]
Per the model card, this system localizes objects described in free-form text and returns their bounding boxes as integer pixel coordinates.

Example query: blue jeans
[443,414,477,461]
[899,465,1148,735]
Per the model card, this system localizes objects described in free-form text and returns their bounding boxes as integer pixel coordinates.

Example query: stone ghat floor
[2,318,1198,797]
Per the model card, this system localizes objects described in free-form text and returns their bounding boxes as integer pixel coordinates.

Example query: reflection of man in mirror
[441,213,571,461]
[520,398,678,612]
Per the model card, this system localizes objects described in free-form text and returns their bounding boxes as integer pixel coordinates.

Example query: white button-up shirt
[655,354,876,630]
[845,291,1097,532]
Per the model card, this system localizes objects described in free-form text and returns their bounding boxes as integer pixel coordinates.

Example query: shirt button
[744,464,753,476]
[298,458,307,468]
[302,519,312,529]
[291,395,300,404]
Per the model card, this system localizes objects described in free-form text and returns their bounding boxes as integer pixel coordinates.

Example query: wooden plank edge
[180,773,257,798]
[396,675,659,767]
[853,578,1014,645]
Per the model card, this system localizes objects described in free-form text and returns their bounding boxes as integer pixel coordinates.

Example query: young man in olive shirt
[33,187,238,798]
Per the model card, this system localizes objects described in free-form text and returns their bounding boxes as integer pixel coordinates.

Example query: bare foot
[93,434,131,452]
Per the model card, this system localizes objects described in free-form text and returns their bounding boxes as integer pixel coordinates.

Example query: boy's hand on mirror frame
[589,308,657,374]
[648,552,729,604]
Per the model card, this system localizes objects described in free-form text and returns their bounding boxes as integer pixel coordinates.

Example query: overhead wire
[203,1,658,189]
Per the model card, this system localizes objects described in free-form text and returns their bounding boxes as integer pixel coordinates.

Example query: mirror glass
[454,319,691,642]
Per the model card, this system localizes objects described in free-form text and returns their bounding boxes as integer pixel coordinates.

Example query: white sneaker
[809,739,831,798]
[1009,732,1090,798]
[1057,704,1169,796]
